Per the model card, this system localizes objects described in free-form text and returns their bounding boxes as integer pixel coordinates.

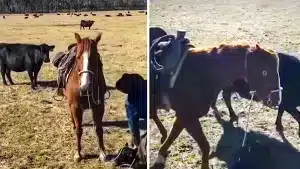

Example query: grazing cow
[80,20,95,30]
[57,13,61,15]
[33,14,39,18]
[24,13,29,16]
[92,13,96,16]
[2,16,5,19]
[0,43,55,89]
[84,14,88,16]
[126,14,132,16]
[24,17,28,19]
[217,52,300,137]
[105,15,112,17]
[150,30,281,168]
[117,13,124,17]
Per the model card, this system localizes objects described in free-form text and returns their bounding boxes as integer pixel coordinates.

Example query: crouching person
[115,73,147,147]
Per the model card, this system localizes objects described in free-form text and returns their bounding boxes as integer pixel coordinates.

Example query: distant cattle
[24,14,29,16]
[0,43,55,89]
[80,20,95,30]
[92,13,96,16]
[39,14,43,16]
[84,14,88,16]
[24,17,28,19]
[138,11,145,13]
[33,14,39,18]
[105,15,112,17]
[57,13,61,15]
[117,13,124,17]
[67,13,70,15]
[2,16,5,19]
[126,14,132,16]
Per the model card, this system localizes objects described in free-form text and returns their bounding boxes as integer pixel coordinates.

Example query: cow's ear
[74,33,81,43]
[95,32,102,44]
[49,45,55,51]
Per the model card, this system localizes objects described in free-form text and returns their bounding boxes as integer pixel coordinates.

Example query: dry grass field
[150,0,300,169]
[0,10,146,169]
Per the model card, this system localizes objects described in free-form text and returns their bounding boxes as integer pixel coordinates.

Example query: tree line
[0,0,146,13]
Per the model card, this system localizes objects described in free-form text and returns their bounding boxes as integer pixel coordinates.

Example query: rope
[241,91,255,147]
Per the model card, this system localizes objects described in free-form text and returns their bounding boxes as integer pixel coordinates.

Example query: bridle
[77,45,110,108]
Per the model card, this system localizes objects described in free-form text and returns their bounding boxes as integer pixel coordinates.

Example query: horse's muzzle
[80,83,92,92]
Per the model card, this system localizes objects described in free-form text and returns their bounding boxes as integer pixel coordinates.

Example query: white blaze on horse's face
[80,51,90,91]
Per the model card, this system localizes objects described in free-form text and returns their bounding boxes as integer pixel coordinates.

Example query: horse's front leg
[92,105,107,162]
[223,88,238,122]
[152,117,183,169]
[184,117,210,169]
[70,104,83,162]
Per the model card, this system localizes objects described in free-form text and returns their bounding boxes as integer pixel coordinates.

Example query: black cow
[0,43,55,89]
[215,52,300,137]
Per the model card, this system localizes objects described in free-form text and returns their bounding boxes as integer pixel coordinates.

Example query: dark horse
[150,33,282,169]
[63,33,107,162]
[212,52,300,137]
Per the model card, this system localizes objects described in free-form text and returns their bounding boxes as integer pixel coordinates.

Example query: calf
[0,43,55,89]
[80,20,95,30]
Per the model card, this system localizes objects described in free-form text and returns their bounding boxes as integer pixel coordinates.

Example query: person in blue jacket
[115,73,147,147]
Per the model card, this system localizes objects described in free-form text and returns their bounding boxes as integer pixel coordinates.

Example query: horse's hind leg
[185,118,210,169]
[153,117,183,167]
[151,113,167,143]
[92,105,107,162]
[223,88,238,122]
[5,69,14,85]
[70,104,83,162]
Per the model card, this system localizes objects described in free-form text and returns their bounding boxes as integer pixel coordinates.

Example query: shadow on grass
[210,113,300,169]
[82,119,147,130]
[15,80,117,90]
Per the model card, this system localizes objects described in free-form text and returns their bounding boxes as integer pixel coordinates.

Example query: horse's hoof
[98,152,106,162]
[74,153,82,163]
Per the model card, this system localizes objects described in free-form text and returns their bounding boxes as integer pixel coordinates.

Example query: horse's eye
[262,70,268,76]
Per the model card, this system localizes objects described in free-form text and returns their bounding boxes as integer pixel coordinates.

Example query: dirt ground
[150,0,300,169]
[0,11,146,169]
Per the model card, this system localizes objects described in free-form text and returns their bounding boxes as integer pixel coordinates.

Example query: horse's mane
[188,43,277,58]
[76,38,92,58]
[189,43,250,55]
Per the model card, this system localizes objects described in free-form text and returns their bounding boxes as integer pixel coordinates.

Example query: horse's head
[74,32,102,92]
[246,44,281,107]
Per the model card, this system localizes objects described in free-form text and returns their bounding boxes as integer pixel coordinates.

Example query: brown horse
[63,33,107,162]
[150,42,282,169]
